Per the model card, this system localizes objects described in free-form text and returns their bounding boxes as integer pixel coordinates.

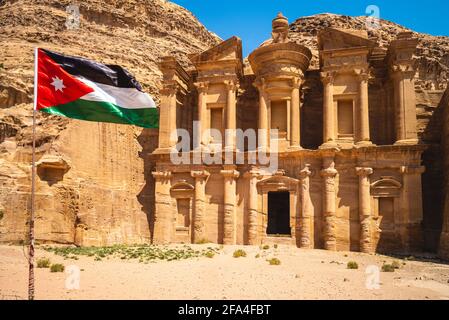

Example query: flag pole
[29,47,38,301]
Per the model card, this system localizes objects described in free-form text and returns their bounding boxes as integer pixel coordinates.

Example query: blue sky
[171,0,449,57]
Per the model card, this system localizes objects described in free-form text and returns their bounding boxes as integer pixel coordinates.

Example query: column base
[394,139,419,145]
[319,141,339,150]
[153,147,177,154]
[287,145,303,152]
[355,140,375,147]
[438,232,449,261]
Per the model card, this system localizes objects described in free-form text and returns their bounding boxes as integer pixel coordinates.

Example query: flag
[35,48,158,128]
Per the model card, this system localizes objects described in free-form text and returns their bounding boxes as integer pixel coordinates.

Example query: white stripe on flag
[76,77,156,109]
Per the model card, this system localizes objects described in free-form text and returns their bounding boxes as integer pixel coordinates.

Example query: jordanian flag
[35,48,158,128]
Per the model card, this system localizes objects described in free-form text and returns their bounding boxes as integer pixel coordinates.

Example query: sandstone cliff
[0,0,220,245]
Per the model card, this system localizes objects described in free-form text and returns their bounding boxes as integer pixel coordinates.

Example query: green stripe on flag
[40,99,159,128]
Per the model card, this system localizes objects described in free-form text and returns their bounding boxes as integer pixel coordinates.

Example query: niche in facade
[36,155,70,186]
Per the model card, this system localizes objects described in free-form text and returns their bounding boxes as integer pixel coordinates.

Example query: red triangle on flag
[36,49,94,110]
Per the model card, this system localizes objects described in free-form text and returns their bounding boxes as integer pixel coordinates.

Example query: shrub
[196,238,210,244]
[347,261,358,269]
[255,254,260,258]
[0,210,4,220]
[37,257,51,268]
[50,264,65,272]
[205,251,215,258]
[391,260,401,269]
[262,245,270,250]
[382,264,395,272]
[268,258,281,265]
[233,249,247,258]
[273,244,278,249]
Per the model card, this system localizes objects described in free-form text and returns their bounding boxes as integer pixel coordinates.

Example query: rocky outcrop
[0,0,220,245]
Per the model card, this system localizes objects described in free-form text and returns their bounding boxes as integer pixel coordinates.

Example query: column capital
[194,81,209,93]
[320,71,335,85]
[354,68,370,82]
[400,165,425,175]
[298,164,313,179]
[389,63,417,79]
[152,170,172,181]
[253,77,266,91]
[356,167,373,177]
[191,169,210,179]
[244,168,261,179]
[224,79,239,92]
[160,83,178,96]
[321,167,338,178]
[221,169,240,179]
[291,76,302,88]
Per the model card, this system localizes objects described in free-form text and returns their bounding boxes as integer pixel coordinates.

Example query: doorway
[267,191,291,235]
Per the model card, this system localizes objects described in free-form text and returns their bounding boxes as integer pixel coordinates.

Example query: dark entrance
[267,191,291,235]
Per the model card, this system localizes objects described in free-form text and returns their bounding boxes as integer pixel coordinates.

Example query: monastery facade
[151,14,425,254]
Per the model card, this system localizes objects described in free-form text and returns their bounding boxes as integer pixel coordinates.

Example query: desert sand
[1,244,449,300]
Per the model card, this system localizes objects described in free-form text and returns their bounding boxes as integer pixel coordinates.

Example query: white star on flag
[50,76,66,92]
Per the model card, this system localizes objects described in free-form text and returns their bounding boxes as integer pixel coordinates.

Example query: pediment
[170,180,194,198]
[371,177,402,197]
[189,36,242,65]
[318,28,376,51]
[257,171,298,192]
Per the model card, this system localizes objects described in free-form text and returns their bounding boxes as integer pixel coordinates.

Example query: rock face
[0,0,220,245]
[0,5,447,250]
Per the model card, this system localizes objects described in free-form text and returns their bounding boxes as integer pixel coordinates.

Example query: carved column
[256,78,268,151]
[357,71,372,145]
[290,77,302,149]
[224,80,238,151]
[321,159,338,250]
[356,167,373,253]
[245,169,260,245]
[191,169,209,243]
[152,170,172,244]
[320,72,336,148]
[195,82,209,147]
[158,84,177,150]
[400,165,425,252]
[298,164,313,248]
[221,166,239,244]
[391,66,418,145]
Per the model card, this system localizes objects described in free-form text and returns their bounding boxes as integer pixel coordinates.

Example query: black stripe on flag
[41,49,143,91]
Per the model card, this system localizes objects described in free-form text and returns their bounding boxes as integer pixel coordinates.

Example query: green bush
[255,253,260,258]
[347,261,359,269]
[262,244,270,250]
[268,258,281,265]
[391,260,401,269]
[37,257,51,268]
[273,244,278,249]
[196,238,210,244]
[50,264,65,272]
[382,264,395,272]
[233,249,247,258]
[205,251,215,258]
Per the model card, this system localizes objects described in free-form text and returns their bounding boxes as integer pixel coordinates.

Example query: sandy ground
[1,244,449,300]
